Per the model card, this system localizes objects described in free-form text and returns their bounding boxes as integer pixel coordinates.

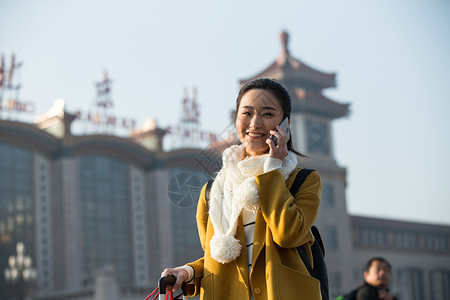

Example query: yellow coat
[187,168,323,300]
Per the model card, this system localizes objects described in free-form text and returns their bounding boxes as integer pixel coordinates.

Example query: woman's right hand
[161,267,188,292]
[266,124,289,161]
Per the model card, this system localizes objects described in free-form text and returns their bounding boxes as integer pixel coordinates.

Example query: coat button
[254,287,261,295]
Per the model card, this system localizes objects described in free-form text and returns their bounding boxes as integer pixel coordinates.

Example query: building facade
[0,31,449,300]
[0,106,209,300]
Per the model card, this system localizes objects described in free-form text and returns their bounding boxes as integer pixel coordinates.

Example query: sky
[1,0,450,225]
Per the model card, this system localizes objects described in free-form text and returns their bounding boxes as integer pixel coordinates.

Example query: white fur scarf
[208,144,298,263]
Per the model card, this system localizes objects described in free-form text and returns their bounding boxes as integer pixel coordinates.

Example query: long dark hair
[235,78,305,157]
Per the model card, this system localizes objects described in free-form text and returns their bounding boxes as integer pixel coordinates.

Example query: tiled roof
[240,31,336,89]
[239,31,350,119]
[289,87,350,118]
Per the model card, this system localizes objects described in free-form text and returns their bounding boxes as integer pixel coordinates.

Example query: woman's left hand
[266,125,289,161]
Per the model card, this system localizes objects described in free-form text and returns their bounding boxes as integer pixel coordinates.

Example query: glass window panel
[0,143,34,269]
[78,155,132,285]
[321,182,335,206]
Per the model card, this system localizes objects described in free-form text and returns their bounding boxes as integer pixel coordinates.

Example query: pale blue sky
[1,0,449,225]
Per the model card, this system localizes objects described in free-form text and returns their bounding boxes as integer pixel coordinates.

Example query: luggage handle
[145,276,188,300]
[159,275,188,297]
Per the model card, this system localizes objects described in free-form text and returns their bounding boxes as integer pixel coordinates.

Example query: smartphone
[269,117,290,146]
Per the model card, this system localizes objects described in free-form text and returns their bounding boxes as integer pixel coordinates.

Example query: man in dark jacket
[355,257,397,300]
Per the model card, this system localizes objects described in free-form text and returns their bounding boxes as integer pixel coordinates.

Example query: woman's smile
[247,132,266,138]
[235,89,284,157]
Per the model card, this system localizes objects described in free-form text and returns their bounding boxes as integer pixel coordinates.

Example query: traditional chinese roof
[287,86,350,119]
[240,31,337,89]
[239,31,350,119]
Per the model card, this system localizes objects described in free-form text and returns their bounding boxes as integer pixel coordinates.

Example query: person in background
[160,78,323,299]
[356,257,397,300]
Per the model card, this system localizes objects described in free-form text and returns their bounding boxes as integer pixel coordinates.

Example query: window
[429,269,450,300]
[326,226,339,251]
[78,155,132,285]
[305,119,330,155]
[0,143,34,249]
[168,168,209,266]
[321,182,335,206]
[397,267,425,300]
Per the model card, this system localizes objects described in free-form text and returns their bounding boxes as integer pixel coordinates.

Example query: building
[238,31,450,299]
[0,101,211,299]
[1,31,449,300]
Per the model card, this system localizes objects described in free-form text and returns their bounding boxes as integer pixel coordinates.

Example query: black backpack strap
[311,225,325,256]
[296,226,326,271]
[298,244,312,273]
[290,172,326,254]
[289,168,314,196]
[290,169,326,256]
[289,168,315,274]
[290,168,329,300]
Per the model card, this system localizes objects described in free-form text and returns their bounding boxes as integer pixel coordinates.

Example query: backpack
[205,168,329,300]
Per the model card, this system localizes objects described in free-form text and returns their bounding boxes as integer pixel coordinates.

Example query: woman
[162,78,322,299]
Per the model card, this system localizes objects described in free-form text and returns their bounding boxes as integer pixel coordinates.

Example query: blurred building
[0,101,213,299]
[0,32,449,300]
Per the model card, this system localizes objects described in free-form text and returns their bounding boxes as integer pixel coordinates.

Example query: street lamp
[4,242,37,300]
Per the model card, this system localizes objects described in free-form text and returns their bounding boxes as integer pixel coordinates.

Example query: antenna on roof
[0,53,35,119]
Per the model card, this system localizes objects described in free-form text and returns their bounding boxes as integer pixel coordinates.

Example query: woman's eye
[263,112,274,117]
